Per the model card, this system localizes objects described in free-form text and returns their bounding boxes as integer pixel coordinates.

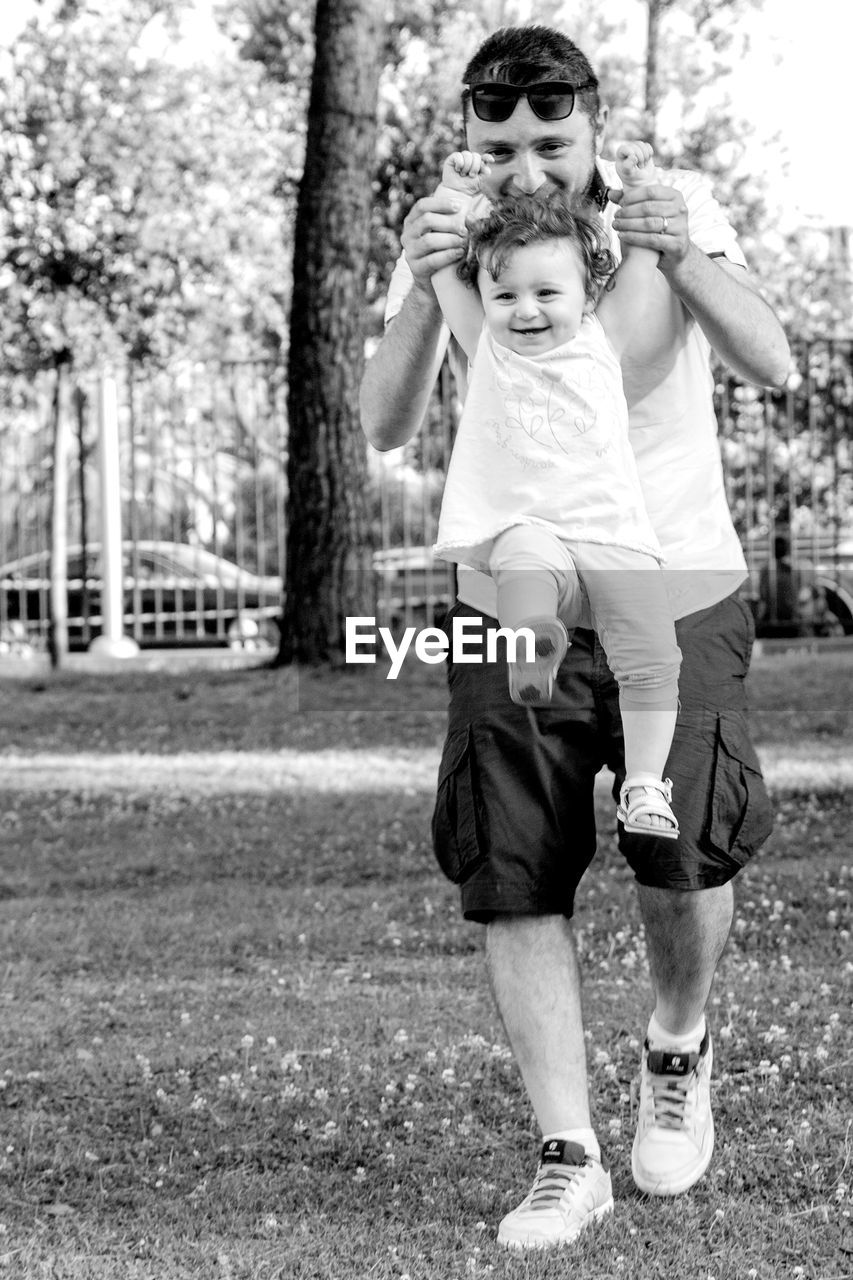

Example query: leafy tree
[0,0,295,375]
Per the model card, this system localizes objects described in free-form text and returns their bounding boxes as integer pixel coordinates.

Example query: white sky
[0,0,848,226]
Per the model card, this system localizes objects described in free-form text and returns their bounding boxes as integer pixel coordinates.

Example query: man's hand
[403,151,493,291]
[401,194,468,291]
[610,181,689,272]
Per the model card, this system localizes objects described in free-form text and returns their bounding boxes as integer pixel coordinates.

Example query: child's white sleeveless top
[434,312,663,570]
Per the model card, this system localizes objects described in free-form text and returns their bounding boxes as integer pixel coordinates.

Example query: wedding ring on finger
[661,215,668,234]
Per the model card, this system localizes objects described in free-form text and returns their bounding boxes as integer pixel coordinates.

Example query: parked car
[0,541,283,650]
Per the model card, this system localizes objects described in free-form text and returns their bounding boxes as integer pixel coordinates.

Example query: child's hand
[440,150,493,195]
[614,141,656,188]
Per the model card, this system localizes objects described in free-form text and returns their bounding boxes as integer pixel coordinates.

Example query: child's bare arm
[596,141,662,359]
[431,151,491,363]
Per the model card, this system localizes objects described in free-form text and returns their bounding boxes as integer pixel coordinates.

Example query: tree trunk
[48,361,71,670]
[278,0,384,664]
[644,0,663,150]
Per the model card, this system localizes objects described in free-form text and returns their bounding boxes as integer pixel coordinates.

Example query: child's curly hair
[458,192,616,305]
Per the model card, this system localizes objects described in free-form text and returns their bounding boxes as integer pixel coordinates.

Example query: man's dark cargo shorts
[431,591,773,922]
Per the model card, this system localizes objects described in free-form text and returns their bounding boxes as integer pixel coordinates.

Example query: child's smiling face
[477,238,592,356]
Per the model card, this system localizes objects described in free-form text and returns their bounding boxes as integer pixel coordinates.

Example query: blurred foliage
[0,0,848,382]
[0,0,294,376]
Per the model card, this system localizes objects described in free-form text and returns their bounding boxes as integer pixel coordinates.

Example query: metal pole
[89,373,138,657]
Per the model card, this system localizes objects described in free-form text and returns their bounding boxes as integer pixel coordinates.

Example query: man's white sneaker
[497,1139,614,1250]
[632,1030,714,1195]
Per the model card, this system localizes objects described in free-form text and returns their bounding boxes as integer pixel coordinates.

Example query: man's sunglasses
[468,79,596,123]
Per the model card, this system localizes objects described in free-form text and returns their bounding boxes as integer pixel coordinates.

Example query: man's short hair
[462,25,600,123]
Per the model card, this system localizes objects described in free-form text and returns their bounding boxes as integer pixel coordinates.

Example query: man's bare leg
[637,882,733,1032]
[486,914,591,1132]
[486,914,614,1249]
[631,882,733,1195]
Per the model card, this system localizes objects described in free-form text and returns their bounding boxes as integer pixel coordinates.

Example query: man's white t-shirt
[383,159,749,621]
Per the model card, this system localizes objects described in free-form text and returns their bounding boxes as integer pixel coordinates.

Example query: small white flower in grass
[714,1208,724,1222]
[393,1029,409,1045]
[441,1069,456,1084]
[608,1119,622,1134]
[84,1151,99,1162]
[313,1088,329,1104]
[241,1035,254,1051]
[815,1046,829,1062]
[353,1167,367,1182]
[180,1012,191,1025]
[266,1036,277,1048]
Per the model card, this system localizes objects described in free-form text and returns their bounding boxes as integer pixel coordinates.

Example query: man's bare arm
[359,285,446,452]
[612,183,790,388]
[664,248,790,389]
[359,192,466,452]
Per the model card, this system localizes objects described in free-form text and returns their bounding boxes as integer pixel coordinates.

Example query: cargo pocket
[709,710,773,862]
[431,726,487,885]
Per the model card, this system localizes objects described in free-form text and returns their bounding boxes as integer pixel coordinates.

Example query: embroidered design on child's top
[491,342,611,455]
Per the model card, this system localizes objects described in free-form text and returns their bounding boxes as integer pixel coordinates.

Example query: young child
[432,142,682,838]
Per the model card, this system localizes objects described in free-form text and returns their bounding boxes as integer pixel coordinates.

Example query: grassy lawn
[0,650,851,1278]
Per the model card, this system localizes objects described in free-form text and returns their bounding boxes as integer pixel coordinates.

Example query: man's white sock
[647,1011,706,1054]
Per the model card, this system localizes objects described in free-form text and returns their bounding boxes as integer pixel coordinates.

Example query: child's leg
[490,524,583,629]
[490,525,582,705]
[571,541,681,834]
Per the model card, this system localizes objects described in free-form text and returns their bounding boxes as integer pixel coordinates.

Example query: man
[360,25,789,1251]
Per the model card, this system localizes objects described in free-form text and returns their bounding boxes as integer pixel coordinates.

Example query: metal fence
[0,361,287,652]
[1,339,852,654]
